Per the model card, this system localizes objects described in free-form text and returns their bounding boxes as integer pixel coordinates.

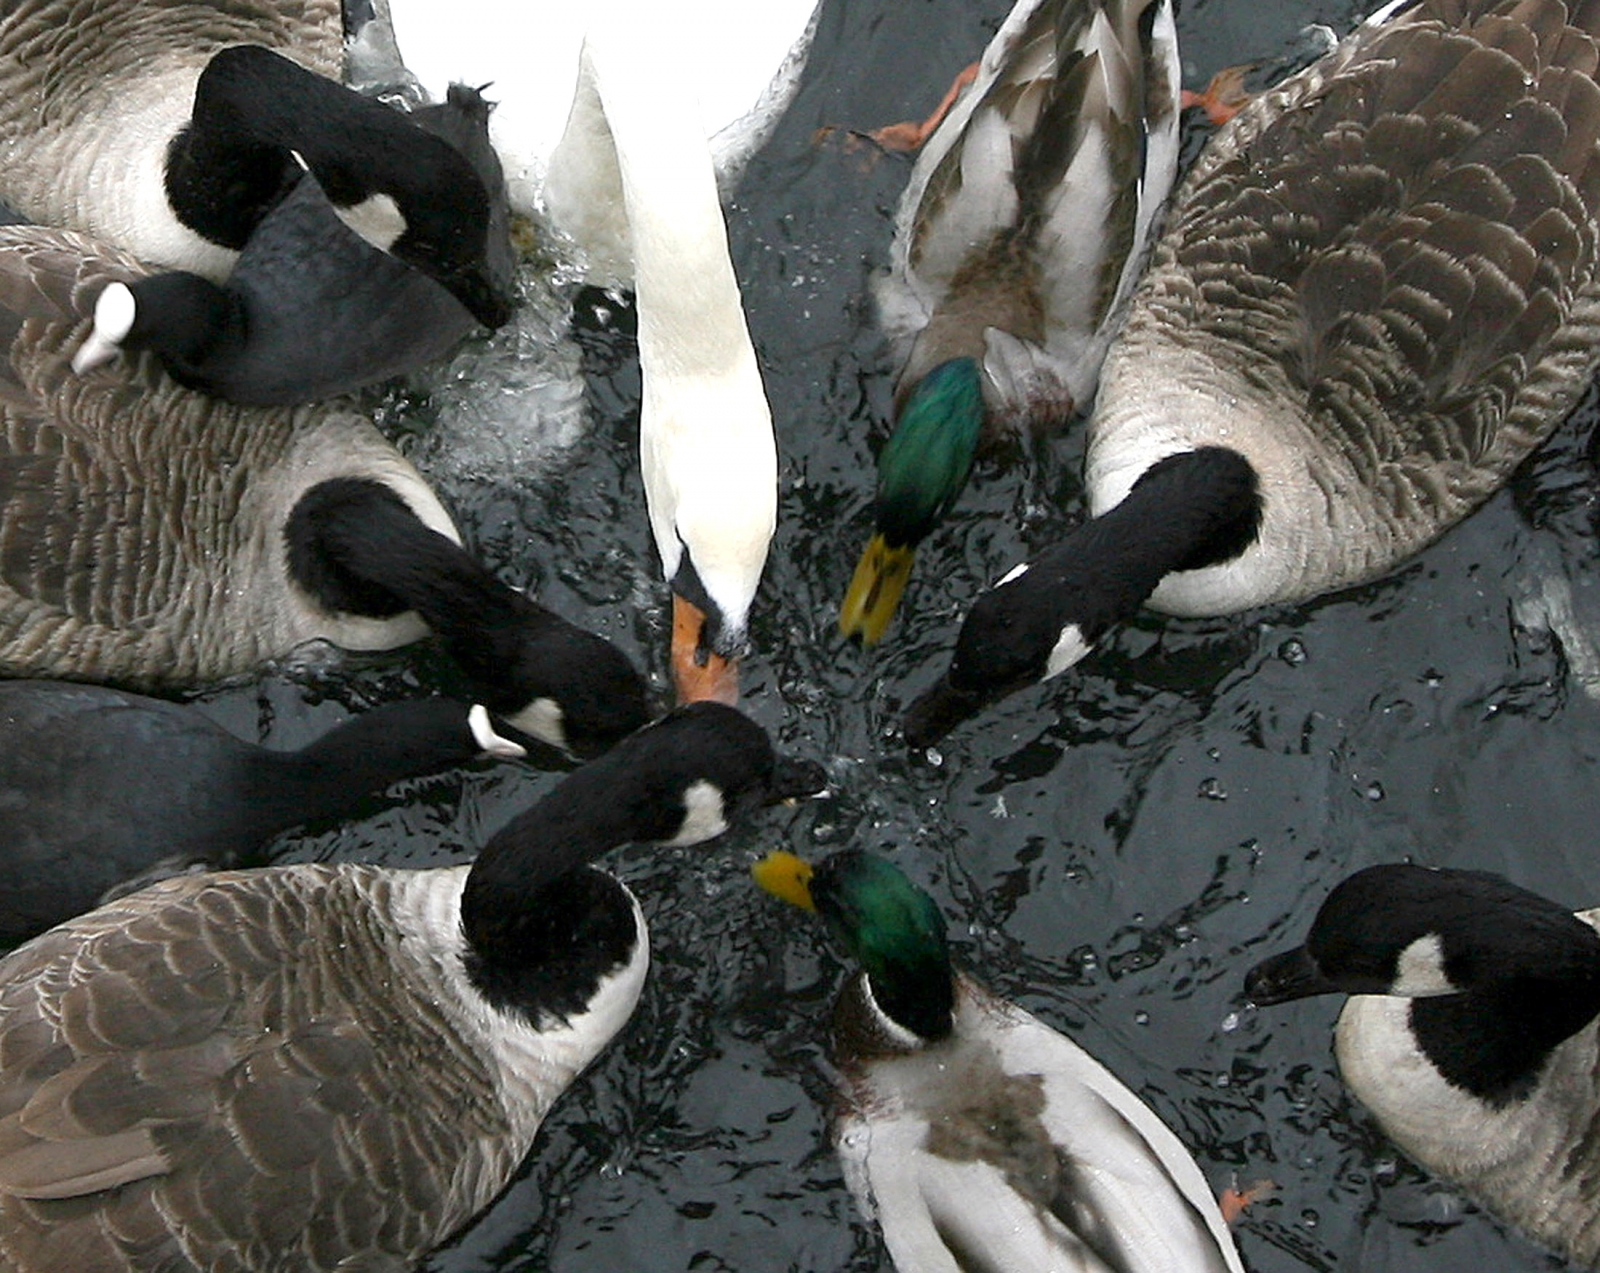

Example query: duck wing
[836,974,1241,1273]
[885,0,1181,416]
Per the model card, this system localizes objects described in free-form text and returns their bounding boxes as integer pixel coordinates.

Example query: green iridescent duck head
[839,357,985,645]
[754,849,955,1041]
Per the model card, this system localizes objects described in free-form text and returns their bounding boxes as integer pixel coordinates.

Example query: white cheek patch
[996,560,1030,587]
[663,779,727,846]
[335,192,406,252]
[468,704,528,759]
[505,698,566,752]
[1043,624,1092,680]
[1392,933,1457,997]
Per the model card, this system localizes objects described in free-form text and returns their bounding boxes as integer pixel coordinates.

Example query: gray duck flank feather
[1091,0,1600,617]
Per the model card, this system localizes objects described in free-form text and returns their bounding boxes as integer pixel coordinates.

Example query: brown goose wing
[0,226,301,687]
[1161,0,1600,490]
[0,868,509,1273]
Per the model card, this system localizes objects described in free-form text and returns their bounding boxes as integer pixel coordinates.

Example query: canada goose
[387,0,813,705]
[0,0,513,329]
[1247,863,1600,1269]
[904,0,1600,746]
[0,701,825,1272]
[0,680,535,946]
[69,83,517,405]
[754,849,1245,1273]
[0,224,649,757]
[840,0,1181,646]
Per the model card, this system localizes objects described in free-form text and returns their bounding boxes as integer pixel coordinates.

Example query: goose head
[169,45,514,328]
[903,446,1262,747]
[283,476,651,759]
[464,702,827,991]
[1246,864,1600,1104]
[72,161,490,404]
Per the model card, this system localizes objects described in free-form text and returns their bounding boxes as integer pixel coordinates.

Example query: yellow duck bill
[839,534,917,645]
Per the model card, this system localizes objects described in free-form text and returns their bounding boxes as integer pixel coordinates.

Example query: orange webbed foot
[814,60,980,161]
[1181,62,1257,126]
[866,60,979,152]
[1219,1177,1277,1226]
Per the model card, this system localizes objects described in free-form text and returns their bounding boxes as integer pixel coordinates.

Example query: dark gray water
[196,1,1600,1268]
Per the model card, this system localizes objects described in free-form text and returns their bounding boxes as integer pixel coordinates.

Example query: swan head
[641,361,776,707]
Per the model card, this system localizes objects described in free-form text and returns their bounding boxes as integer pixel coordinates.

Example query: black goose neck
[1066,445,1261,622]
[285,477,649,753]
[285,480,553,688]
[458,750,679,1020]
[1310,867,1600,1105]
[948,446,1260,691]
[172,46,496,309]
[461,865,640,1028]
[125,272,247,384]
[1411,969,1600,1107]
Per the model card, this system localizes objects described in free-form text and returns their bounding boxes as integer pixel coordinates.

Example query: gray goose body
[0,681,524,947]
[1091,0,1600,616]
[0,0,342,281]
[905,0,1600,744]
[0,226,455,685]
[0,703,826,1272]
[0,225,649,756]
[0,0,511,329]
[0,864,571,1273]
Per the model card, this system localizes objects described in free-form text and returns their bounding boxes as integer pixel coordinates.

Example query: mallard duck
[0,702,823,1272]
[0,224,648,757]
[387,0,820,705]
[1246,863,1600,1268]
[754,849,1245,1273]
[0,5,511,328]
[904,0,1600,745]
[0,681,534,946]
[839,0,1182,646]
[69,84,516,404]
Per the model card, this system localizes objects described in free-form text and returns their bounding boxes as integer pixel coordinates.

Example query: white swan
[385,0,820,219]
[386,0,817,703]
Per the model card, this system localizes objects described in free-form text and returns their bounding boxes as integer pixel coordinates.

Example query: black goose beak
[767,755,827,804]
[1244,947,1340,1006]
[902,675,994,749]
